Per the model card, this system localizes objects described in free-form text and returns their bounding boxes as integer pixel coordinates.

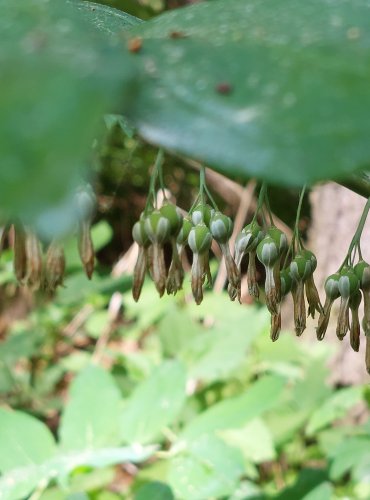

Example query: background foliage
[1,0,370,499]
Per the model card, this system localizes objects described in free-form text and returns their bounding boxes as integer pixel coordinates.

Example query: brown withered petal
[25,229,43,290]
[265,262,281,316]
[220,243,241,302]
[13,221,27,283]
[270,312,281,342]
[151,242,167,297]
[316,297,333,341]
[191,252,211,305]
[362,289,370,336]
[166,238,184,295]
[45,241,65,291]
[132,247,147,302]
[247,250,259,299]
[349,291,362,352]
[292,281,306,336]
[305,274,323,318]
[0,222,11,257]
[77,221,95,279]
[146,245,154,280]
[366,335,370,375]
[336,297,350,340]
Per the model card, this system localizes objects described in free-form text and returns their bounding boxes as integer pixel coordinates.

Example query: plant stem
[145,149,164,213]
[341,196,370,268]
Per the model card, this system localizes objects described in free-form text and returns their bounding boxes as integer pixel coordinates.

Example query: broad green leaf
[0,446,155,500]
[219,418,276,463]
[0,0,135,217]
[71,1,142,35]
[275,468,328,500]
[329,437,370,480]
[181,375,285,440]
[134,482,174,500]
[168,435,244,500]
[306,386,363,436]
[302,483,333,500]
[120,360,186,444]
[0,409,56,473]
[124,0,370,186]
[59,365,122,450]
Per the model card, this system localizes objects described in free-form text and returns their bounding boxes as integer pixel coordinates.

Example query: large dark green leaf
[71,1,142,35]
[122,0,370,186]
[0,0,136,218]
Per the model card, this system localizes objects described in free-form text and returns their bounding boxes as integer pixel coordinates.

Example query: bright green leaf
[120,361,186,444]
[168,435,244,500]
[302,482,333,500]
[134,482,174,500]
[0,0,134,217]
[59,365,122,451]
[329,437,370,480]
[124,0,370,186]
[181,375,285,440]
[306,386,363,436]
[0,409,56,473]
[71,1,142,35]
[219,418,276,463]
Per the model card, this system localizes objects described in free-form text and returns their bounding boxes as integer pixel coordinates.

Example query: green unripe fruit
[324,273,340,300]
[300,249,317,272]
[132,220,150,247]
[209,212,233,243]
[280,268,293,296]
[75,184,97,222]
[267,227,288,255]
[176,217,193,245]
[235,222,263,254]
[188,223,212,254]
[257,236,279,266]
[338,267,360,298]
[160,203,183,236]
[191,204,214,226]
[290,255,312,282]
[144,210,171,244]
[354,260,370,290]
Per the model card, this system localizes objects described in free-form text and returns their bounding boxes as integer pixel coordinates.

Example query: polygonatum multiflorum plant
[129,152,370,374]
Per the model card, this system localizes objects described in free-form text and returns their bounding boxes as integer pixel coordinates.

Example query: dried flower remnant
[336,268,360,340]
[316,273,340,341]
[349,290,362,352]
[24,228,43,290]
[209,211,241,301]
[188,223,212,305]
[144,210,171,297]
[75,185,97,280]
[132,217,151,302]
[13,220,27,284]
[257,236,280,315]
[160,202,184,295]
[44,240,65,291]
[289,253,312,336]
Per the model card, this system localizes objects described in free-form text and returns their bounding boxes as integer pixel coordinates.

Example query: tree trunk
[309,183,370,384]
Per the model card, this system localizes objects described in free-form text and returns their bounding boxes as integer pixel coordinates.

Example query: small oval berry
[132,220,150,247]
[267,227,288,255]
[209,212,233,243]
[290,255,312,282]
[354,260,370,290]
[144,210,171,244]
[191,204,214,226]
[176,217,193,245]
[188,223,212,254]
[257,236,279,267]
[160,203,183,236]
[338,267,360,298]
[280,268,293,296]
[324,273,340,300]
